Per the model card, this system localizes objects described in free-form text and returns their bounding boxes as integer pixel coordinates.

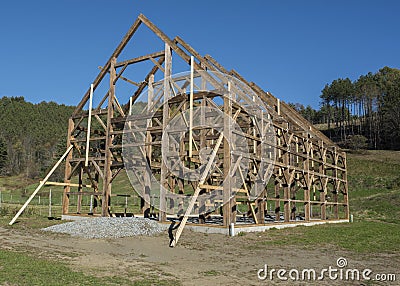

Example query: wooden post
[77,165,83,214]
[304,140,311,221]
[223,82,235,227]
[189,56,194,158]
[304,185,311,221]
[277,98,281,115]
[283,132,290,222]
[159,43,172,222]
[255,190,265,224]
[320,150,327,220]
[62,119,74,215]
[198,92,206,223]
[101,57,116,217]
[9,145,73,225]
[275,180,281,221]
[89,195,94,214]
[283,186,290,222]
[333,153,339,219]
[275,130,282,222]
[142,74,153,216]
[85,84,94,167]
[320,191,326,220]
[343,152,349,219]
[48,189,52,217]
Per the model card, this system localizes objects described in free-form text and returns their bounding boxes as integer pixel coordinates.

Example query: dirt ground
[0,225,399,286]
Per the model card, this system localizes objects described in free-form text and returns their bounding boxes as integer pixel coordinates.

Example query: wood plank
[85,84,94,167]
[41,181,92,188]
[115,51,164,68]
[9,145,74,225]
[198,184,222,190]
[189,56,194,158]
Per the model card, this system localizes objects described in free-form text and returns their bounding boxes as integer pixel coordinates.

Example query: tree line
[0,97,75,178]
[289,66,400,150]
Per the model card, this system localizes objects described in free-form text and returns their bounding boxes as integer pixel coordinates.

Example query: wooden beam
[62,119,74,214]
[159,43,172,222]
[114,51,164,68]
[77,166,83,213]
[223,82,235,227]
[170,131,225,247]
[139,15,224,91]
[148,57,165,73]
[41,181,92,188]
[9,145,73,225]
[91,158,104,179]
[343,153,349,220]
[85,84,93,167]
[142,74,153,216]
[189,56,194,158]
[73,16,142,116]
[304,139,311,221]
[94,114,107,131]
[101,57,116,216]
[255,190,266,224]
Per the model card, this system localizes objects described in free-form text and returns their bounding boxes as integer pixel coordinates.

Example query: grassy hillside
[347,150,400,224]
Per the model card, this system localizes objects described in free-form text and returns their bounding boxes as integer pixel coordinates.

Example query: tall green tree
[0,96,75,177]
[319,67,400,150]
[376,67,400,149]
[0,137,7,174]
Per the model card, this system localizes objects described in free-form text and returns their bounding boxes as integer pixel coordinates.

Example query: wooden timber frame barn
[60,14,349,229]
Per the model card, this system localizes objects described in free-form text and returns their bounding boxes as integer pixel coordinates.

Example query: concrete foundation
[61,214,349,236]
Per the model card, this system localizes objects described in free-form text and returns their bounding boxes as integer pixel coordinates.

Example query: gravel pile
[42,217,167,239]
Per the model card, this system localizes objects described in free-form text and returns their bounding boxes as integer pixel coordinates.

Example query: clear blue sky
[1,0,399,109]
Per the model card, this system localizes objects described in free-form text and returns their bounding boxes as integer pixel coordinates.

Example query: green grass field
[0,249,180,286]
